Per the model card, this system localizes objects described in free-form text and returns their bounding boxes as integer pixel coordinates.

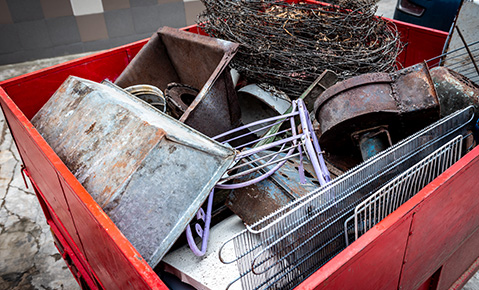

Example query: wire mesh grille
[220,106,474,290]
[426,40,479,85]
[345,135,463,246]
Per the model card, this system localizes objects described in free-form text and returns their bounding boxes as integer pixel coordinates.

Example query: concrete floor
[1,1,479,289]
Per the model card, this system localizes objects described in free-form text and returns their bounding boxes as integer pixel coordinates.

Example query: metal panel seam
[55,169,94,282]
[397,212,417,290]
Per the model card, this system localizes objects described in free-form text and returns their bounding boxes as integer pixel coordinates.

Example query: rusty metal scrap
[314,62,440,168]
[199,0,402,98]
[430,67,479,117]
[115,26,241,138]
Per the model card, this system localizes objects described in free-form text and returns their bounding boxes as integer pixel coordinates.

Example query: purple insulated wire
[186,99,332,256]
[297,99,329,186]
[303,106,331,182]
[288,101,306,184]
[186,189,215,256]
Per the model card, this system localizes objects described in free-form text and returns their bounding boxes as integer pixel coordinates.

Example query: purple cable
[186,99,331,256]
[185,189,214,256]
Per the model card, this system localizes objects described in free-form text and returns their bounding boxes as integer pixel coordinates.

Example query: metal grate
[344,135,463,246]
[426,40,479,85]
[219,106,474,290]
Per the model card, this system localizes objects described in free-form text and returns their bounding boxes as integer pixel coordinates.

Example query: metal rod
[454,26,479,77]
[220,152,302,183]
[227,144,293,172]
[426,40,479,64]
[234,127,293,150]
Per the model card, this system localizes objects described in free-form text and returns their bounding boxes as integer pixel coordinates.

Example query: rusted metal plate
[31,76,235,267]
[313,62,440,167]
[165,82,199,119]
[226,152,319,225]
[115,26,241,138]
[430,66,479,117]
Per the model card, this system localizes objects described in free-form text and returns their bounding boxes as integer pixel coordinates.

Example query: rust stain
[84,122,96,134]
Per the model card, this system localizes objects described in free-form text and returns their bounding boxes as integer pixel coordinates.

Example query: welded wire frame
[426,40,479,84]
[344,135,463,246]
[187,99,330,257]
[198,0,402,98]
[214,99,330,189]
[219,106,474,290]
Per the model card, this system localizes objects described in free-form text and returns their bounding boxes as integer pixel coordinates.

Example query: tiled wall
[0,0,205,65]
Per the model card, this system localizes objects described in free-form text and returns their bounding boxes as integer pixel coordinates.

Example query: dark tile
[104,8,135,38]
[0,51,27,65]
[131,5,163,34]
[0,24,21,53]
[6,0,44,23]
[40,0,73,18]
[76,13,108,42]
[131,2,185,34]
[130,0,157,7]
[157,2,186,28]
[82,38,112,52]
[23,47,57,61]
[53,42,84,56]
[184,1,205,26]
[0,0,13,24]
[46,16,81,46]
[158,0,178,4]
[109,32,151,47]
[16,20,53,49]
[102,0,130,11]
[0,47,57,65]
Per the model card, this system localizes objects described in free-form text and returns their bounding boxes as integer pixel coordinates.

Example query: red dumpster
[1,11,478,290]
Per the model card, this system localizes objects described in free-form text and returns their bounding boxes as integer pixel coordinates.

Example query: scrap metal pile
[30,0,479,287]
[198,0,402,97]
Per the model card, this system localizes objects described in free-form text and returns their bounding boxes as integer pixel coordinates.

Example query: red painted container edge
[0,86,168,289]
[0,10,470,290]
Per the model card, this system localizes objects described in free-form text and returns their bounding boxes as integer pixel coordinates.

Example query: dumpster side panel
[393,20,448,68]
[437,227,479,289]
[0,91,98,285]
[0,88,167,289]
[297,214,413,290]
[398,151,479,289]
[0,89,84,255]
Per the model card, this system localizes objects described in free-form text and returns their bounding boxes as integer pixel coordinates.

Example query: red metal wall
[2,18,477,290]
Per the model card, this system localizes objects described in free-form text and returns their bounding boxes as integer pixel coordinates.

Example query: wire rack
[344,135,463,246]
[219,106,474,290]
[426,40,479,85]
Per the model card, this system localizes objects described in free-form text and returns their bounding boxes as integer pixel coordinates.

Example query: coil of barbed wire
[198,0,402,98]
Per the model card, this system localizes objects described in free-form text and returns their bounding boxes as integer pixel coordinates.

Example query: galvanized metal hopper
[31,76,236,267]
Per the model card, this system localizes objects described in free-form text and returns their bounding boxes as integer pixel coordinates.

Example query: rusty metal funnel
[115,26,241,138]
